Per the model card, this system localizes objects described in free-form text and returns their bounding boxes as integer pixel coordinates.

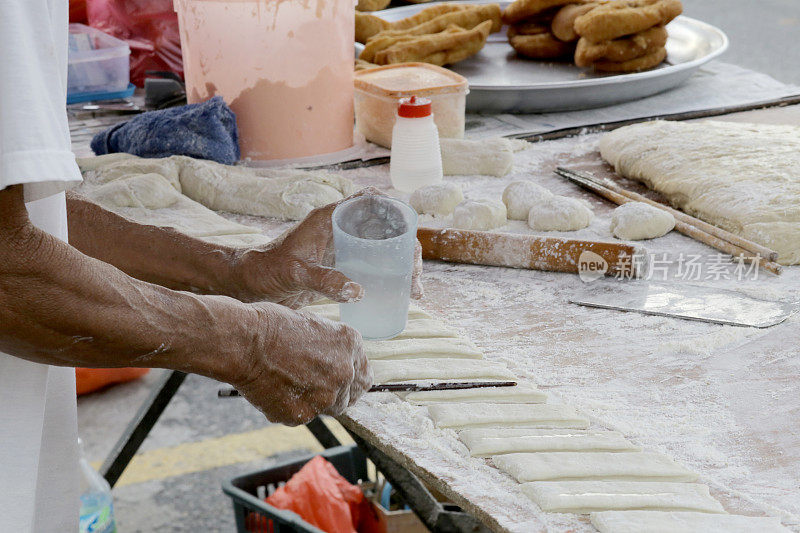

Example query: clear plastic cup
[332,196,418,340]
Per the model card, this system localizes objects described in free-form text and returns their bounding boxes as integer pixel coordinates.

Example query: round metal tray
[369,0,729,113]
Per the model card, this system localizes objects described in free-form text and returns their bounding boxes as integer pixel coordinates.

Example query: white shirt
[1,1,84,531]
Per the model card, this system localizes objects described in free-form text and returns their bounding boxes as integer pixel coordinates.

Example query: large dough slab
[370,359,514,384]
[599,120,800,264]
[590,510,792,533]
[522,481,725,514]
[404,384,547,405]
[493,452,698,482]
[462,430,639,456]
[428,403,590,429]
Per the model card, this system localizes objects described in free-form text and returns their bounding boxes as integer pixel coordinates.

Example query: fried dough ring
[374,20,493,65]
[591,46,667,71]
[503,0,588,25]
[574,0,682,42]
[575,25,667,66]
[551,2,597,41]
[356,0,391,12]
[510,21,551,35]
[508,28,576,58]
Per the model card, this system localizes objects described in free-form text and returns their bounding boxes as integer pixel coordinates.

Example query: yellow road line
[108,419,353,488]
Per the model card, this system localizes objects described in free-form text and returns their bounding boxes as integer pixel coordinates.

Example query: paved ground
[76,2,800,531]
[681,0,800,84]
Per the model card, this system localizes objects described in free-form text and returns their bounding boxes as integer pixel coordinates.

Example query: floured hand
[231,187,424,308]
[231,303,372,425]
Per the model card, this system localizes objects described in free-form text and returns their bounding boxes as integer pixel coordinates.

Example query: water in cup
[332,196,418,340]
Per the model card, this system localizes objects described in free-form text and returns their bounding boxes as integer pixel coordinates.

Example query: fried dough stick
[361,5,501,62]
[374,20,493,66]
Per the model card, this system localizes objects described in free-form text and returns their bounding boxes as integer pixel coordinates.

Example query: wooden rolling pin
[417,227,645,277]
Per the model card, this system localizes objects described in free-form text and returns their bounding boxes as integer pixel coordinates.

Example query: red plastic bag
[252,456,386,533]
[70,0,88,23]
[87,0,183,87]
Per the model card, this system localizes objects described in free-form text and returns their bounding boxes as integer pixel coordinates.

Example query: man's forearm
[1,187,256,382]
[66,191,252,295]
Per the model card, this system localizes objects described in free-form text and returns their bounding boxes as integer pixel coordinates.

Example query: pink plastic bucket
[174,0,354,161]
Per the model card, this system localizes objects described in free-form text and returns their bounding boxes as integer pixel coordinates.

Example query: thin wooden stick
[558,167,779,262]
[555,168,782,276]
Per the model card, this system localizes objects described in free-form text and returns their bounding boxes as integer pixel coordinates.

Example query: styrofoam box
[67,23,130,97]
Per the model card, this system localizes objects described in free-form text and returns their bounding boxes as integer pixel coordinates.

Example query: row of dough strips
[302,300,790,533]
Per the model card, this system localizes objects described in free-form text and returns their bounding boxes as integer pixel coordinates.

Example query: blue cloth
[91,96,240,165]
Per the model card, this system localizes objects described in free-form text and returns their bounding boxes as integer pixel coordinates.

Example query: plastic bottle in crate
[78,439,117,533]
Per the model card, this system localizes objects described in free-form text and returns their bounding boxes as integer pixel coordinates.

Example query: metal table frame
[100,370,488,533]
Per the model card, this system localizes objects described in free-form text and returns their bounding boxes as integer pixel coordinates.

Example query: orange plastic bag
[255,455,386,533]
[75,368,150,395]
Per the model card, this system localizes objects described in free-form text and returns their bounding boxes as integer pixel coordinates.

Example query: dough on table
[371,359,515,384]
[610,201,676,240]
[590,510,792,533]
[364,338,482,360]
[75,162,268,247]
[440,137,527,178]
[528,195,594,231]
[77,154,357,224]
[523,481,724,514]
[493,452,698,482]
[428,403,589,430]
[303,302,430,322]
[599,120,800,265]
[403,384,547,405]
[462,429,639,456]
[453,199,508,230]
[502,181,554,220]
[409,182,464,216]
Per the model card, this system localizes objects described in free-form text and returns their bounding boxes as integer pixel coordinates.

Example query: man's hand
[231,303,372,425]
[231,188,424,308]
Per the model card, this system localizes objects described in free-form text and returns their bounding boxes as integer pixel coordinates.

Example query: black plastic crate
[222,445,372,533]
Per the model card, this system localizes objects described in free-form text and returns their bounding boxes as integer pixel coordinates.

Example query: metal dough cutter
[570,281,796,328]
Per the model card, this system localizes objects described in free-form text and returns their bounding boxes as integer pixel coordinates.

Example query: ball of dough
[453,199,508,230]
[409,182,464,216]
[528,195,593,231]
[502,180,554,220]
[610,201,676,240]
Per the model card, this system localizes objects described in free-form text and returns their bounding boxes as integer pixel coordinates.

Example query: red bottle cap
[397,96,432,118]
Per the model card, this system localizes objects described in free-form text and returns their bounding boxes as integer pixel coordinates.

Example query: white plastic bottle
[390,96,443,193]
[78,438,117,533]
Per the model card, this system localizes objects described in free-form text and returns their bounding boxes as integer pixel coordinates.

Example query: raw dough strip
[365,338,482,360]
[522,481,725,514]
[303,303,431,322]
[590,510,792,533]
[371,359,515,385]
[493,452,698,482]
[376,320,460,341]
[403,384,547,406]
[428,403,589,429]
[464,431,639,456]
